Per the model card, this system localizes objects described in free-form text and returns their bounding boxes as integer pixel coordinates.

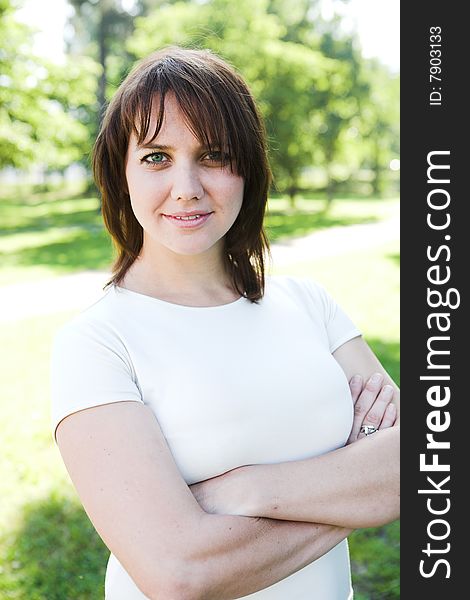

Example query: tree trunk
[97,5,107,125]
[288,186,297,211]
[324,163,334,212]
[96,4,108,212]
[372,138,383,197]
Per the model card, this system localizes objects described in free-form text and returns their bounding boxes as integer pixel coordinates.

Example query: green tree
[359,59,399,196]
[266,0,324,45]
[66,0,142,131]
[0,0,98,170]
[256,41,333,208]
[315,30,369,206]
[266,2,388,207]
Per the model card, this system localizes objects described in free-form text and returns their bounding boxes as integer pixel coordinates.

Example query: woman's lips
[163,212,213,228]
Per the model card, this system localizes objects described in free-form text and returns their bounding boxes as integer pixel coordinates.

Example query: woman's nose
[170,163,204,203]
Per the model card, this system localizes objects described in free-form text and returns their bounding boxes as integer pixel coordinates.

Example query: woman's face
[125,94,244,259]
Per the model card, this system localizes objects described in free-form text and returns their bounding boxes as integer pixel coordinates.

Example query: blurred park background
[0,0,399,598]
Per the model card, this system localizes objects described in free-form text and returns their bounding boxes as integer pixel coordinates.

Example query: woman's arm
[56,401,351,600]
[205,426,399,529]
[190,337,400,530]
[334,336,400,424]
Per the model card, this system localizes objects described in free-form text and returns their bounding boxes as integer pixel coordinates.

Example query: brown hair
[92,46,272,302]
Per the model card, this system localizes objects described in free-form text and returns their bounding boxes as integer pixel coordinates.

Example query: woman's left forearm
[232,426,400,529]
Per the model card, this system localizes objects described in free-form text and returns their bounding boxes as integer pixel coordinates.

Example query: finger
[357,385,394,439]
[346,375,364,444]
[349,375,363,404]
[380,402,397,429]
[362,384,394,429]
[349,373,384,440]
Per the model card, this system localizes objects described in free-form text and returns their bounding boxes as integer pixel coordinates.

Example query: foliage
[0,0,99,169]
[349,522,400,599]
[358,59,400,195]
[313,29,367,203]
[66,0,142,138]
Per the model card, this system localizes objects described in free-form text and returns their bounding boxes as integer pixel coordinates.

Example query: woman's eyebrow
[137,143,174,150]
[136,142,217,151]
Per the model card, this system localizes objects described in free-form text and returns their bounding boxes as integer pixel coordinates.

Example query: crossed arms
[56,336,399,599]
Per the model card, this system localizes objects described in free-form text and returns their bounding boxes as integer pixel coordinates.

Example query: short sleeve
[50,319,143,444]
[303,278,362,353]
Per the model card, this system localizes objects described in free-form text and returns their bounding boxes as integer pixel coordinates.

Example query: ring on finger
[360,424,379,436]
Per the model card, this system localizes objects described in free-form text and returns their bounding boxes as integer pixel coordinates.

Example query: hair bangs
[173,82,240,175]
[131,75,167,148]
[124,61,246,176]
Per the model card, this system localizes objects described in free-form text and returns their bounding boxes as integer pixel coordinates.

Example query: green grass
[0,192,113,285]
[0,187,399,598]
[265,196,398,243]
[0,186,398,285]
[0,311,109,599]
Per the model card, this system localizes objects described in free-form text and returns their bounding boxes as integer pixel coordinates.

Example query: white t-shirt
[50,274,361,599]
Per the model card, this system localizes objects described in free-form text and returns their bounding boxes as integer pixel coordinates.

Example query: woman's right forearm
[184,513,351,600]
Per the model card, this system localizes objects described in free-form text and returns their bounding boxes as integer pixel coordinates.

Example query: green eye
[141,152,166,164]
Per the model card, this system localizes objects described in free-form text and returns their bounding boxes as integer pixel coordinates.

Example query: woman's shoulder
[267,273,329,302]
[52,286,120,348]
[267,273,340,324]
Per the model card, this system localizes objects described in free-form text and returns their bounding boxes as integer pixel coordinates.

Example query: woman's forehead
[133,92,226,149]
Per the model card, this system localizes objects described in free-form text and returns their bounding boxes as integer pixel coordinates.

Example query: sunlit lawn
[0,190,113,286]
[0,185,398,285]
[0,187,399,599]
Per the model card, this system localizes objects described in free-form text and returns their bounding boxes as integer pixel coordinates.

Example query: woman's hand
[346,373,398,445]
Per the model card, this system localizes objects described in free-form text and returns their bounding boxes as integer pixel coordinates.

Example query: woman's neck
[120,245,239,306]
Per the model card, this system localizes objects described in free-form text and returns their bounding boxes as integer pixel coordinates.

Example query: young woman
[51,46,399,599]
